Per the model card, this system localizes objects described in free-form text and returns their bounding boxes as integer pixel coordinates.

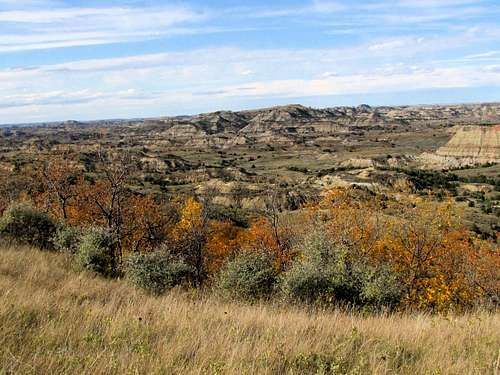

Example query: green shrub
[0,203,56,249]
[124,251,194,295]
[279,231,402,309]
[52,225,82,253]
[279,234,357,304]
[216,251,278,300]
[358,264,404,308]
[278,261,332,303]
[76,227,116,276]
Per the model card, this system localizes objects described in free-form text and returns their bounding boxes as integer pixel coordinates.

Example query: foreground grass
[0,247,499,375]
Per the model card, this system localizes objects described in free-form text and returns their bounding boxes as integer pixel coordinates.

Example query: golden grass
[1,246,499,375]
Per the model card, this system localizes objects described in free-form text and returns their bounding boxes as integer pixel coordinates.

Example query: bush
[76,227,116,276]
[124,251,194,295]
[0,203,56,249]
[52,225,82,253]
[216,251,278,300]
[358,264,404,308]
[279,231,402,309]
[278,261,332,303]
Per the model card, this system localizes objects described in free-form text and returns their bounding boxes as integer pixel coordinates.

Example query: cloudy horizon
[1,0,499,124]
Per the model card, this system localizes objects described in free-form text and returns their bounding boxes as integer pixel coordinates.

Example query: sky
[0,0,499,124]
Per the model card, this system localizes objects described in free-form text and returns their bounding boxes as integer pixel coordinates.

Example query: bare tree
[40,153,83,220]
[263,187,283,250]
[87,149,134,261]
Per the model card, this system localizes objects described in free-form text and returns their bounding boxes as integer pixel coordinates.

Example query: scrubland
[1,246,499,375]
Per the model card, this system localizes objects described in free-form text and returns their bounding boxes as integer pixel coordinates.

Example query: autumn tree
[204,220,241,275]
[309,187,498,311]
[312,187,383,256]
[122,194,176,254]
[0,166,40,215]
[172,196,210,285]
[38,153,84,220]
[249,187,295,269]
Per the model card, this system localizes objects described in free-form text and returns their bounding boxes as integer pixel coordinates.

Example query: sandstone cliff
[143,103,500,148]
[436,125,499,161]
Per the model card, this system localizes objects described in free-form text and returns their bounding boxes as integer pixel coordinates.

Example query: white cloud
[465,50,500,59]
[251,0,495,24]
[0,5,208,52]
[1,41,499,123]
[240,69,255,76]
[397,0,482,8]
[252,0,347,18]
[483,65,500,72]
[0,1,499,122]
[368,39,409,52]
[212,66,500,99]
[311,1,347,13]
[0,0,60,7]
[321,71,338,78]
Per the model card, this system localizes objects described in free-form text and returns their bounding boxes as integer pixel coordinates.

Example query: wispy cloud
[0,0,499,123]
[208,66,500,99]
[252,0,494,18]
[464,50,500,59]
[0,4,209,52]
[1,37,499,122]
[0,90,107,109]
[397,0,483,8]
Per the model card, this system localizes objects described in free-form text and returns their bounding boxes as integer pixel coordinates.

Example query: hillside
[1,246,499,375]
[2,103,499,149]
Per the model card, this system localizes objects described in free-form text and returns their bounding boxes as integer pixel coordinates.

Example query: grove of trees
[0,152,498,312]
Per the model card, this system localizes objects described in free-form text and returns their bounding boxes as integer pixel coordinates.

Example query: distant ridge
[3,102,499,129]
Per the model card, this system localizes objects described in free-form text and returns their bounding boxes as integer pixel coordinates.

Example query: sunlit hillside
[1,245,499,375]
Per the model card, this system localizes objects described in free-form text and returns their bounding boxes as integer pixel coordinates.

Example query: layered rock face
[140,103,500,148]
[8,102,499,150]
[436,125,500,162]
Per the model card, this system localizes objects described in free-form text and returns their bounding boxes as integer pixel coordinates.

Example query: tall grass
[1,245,498,374]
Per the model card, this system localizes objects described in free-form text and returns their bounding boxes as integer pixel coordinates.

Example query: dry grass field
[1,246,499,375]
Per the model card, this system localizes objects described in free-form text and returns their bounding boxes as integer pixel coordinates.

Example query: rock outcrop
[419,125,499,169]
[7,103,500,150]
[143,103,500,148]
[436,125,500,161]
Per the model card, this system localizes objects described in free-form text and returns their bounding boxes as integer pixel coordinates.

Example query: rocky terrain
[417,125,500,169]
[0,102,499,237]
[2,102,499,150]
[135,103,500,149]
[437,125,500,160]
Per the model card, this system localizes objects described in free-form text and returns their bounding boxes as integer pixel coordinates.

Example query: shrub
[279,231,402,309]
[278,261,332,303]
[279,235,359,304]
[216,251,278,300]
[0,203,56,249]
[52,225,82,253]
[124,251,194,295]
[358,264,404,308]
[76,227,116,276]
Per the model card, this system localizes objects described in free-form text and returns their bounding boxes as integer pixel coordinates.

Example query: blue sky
[0,0,499,123]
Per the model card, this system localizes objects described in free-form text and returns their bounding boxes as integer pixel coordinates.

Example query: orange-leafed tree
[235,216,295,271]
[312,187,384,255]
[38,154,84,221]
[372,198,494,311]
[121,194,175,254]
[0,166,40,215]
[309,187,497,311]
[171,196,211,285]
[204,220,241,276]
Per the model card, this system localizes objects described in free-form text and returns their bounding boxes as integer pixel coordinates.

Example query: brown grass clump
[1,246,499,375]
